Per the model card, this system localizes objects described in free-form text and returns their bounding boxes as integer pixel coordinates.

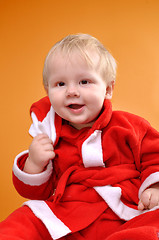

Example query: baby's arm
[138,183,159,210]
[13,133,55,200]
[23,133,55,174]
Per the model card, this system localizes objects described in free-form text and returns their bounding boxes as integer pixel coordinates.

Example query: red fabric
[30,96,51,122]
[12,153,55,200]
[1,206,159,240]
[11,97,159,238]
[0,206,52,240]
[106,209,159,240]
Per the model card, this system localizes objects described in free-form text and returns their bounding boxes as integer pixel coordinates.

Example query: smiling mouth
[68,104,84,109]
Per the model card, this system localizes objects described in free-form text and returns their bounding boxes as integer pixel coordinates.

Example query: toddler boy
[1,34,159,240]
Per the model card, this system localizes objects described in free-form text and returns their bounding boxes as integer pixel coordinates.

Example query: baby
[1,33,159,240]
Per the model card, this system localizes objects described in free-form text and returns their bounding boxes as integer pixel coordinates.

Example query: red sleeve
[12,97,55,200]
[12,152,55,200]
[140,122,159,183]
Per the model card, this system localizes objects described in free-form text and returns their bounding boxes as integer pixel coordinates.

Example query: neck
[69,121,95,130]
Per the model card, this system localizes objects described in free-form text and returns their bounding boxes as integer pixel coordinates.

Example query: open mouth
[68,104,84,110]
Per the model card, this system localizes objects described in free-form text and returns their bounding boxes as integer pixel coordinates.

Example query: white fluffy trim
[82,130,105,168]
[13,150,53,186]
[29,107,56,144]
[94,185,159,221]
[138,172,159,198]
[24,200,71,239]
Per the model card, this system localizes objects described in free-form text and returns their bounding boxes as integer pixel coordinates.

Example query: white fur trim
[24,200,71,239]
[138,172,159,198]
[13,150,53,186]
[94,185,159,221]
[29,106,56,144]
[82,130,105,168]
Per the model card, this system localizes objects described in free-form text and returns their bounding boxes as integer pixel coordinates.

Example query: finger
[43,143,54,151]
[44,150,55,160]
[139,190,151,209]
[35,134,53,145]
[149,193,159,209]
[138,200,145,210]
[40,138,53,146]
[35,133,49,140]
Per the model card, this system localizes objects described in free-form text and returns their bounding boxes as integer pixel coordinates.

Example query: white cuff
[13,150,53,186]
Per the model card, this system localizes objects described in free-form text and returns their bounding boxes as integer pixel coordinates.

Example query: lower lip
[67,105,85,114]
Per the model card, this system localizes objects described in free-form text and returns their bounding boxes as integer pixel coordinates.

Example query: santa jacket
[13,97,159,239]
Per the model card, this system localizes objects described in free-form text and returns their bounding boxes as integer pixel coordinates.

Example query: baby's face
[46,50,112,129]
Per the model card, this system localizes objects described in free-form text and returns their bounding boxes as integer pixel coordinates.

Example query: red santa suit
[2,96,159,240]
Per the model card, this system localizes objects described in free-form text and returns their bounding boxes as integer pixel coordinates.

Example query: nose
[66,85,80,97]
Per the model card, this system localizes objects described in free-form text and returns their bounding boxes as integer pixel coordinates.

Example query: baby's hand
[138,183,159,210]
[23,134,55,174]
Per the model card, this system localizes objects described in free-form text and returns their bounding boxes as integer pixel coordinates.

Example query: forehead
[47,48,100,71]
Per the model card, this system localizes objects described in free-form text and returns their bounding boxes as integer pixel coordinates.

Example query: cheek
[89,92,106,112]
[86,89,106,103]
[48,90,62,109]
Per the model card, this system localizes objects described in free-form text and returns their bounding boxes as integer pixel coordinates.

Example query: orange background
[1,0,159,221]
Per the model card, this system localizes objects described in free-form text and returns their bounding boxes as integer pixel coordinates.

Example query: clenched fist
[23,134,55,174]
[138,183,159,210]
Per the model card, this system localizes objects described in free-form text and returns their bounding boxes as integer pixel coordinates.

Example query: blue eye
[80,80,88,85]
[57,82,65,87]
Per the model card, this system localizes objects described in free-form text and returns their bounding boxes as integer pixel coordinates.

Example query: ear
[105,81,115,99]
[45,86,49,95]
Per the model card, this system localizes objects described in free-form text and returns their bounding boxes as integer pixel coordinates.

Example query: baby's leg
[106,209,159,240]
[0,205,52,240]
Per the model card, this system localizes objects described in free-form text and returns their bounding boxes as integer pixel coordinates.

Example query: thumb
[138,200,144,210]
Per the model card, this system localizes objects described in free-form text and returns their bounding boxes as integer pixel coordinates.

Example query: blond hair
[43,34,117,87]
